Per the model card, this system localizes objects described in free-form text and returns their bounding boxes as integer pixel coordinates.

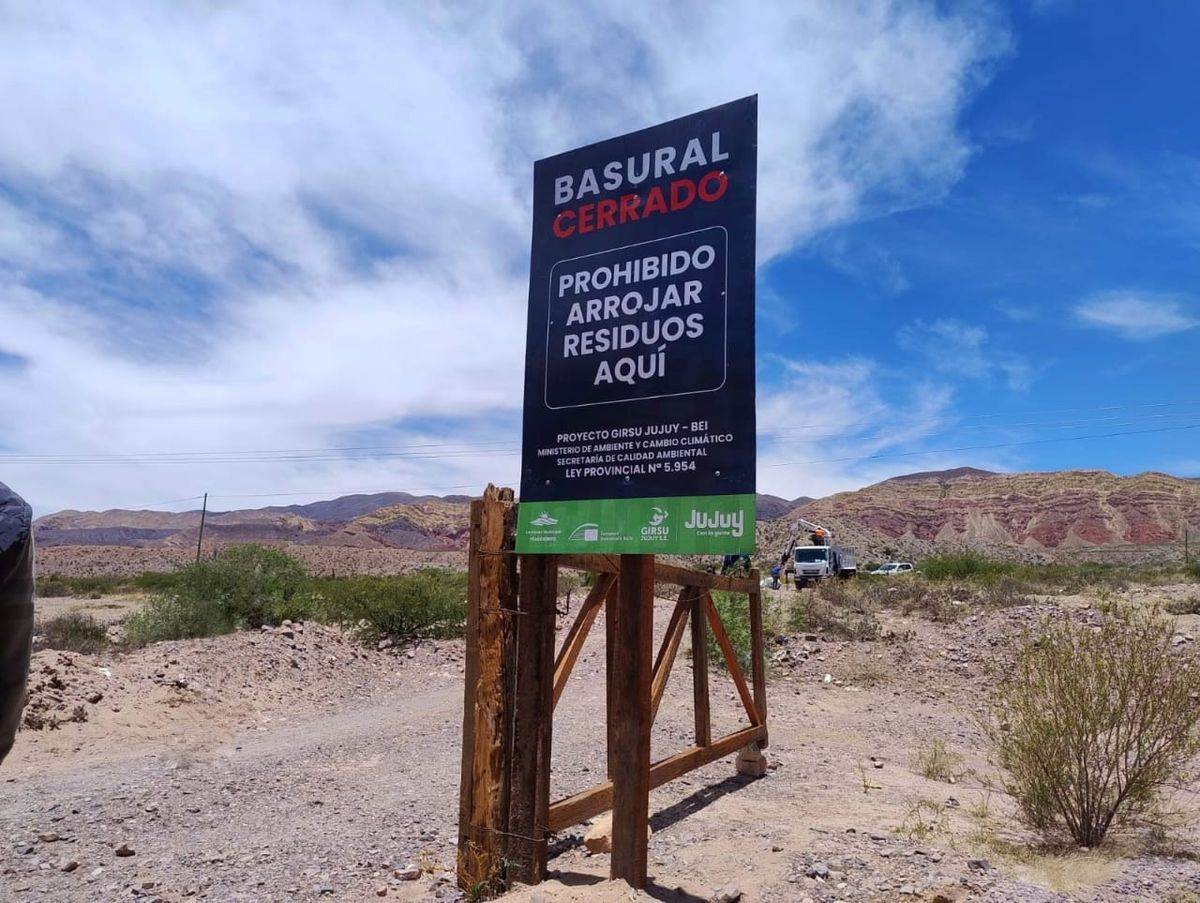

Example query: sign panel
[518,97,757,554]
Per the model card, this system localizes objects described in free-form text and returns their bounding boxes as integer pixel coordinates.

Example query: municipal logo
[568,523,601,542]
[641,506,670,540]
[683,507,745,538]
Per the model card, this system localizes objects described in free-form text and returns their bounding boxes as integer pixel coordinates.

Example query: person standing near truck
[0,481,33,766]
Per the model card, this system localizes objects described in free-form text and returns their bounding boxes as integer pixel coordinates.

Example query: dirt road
[4,590,1200,902]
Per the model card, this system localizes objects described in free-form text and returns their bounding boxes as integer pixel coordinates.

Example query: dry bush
[790,584,880,640]
[977,576,1034,608]
[848,658,891,687]
[981,605,1200,847]
[900,583,966,622]
[1166,596,1200,615]
[34,612,109,654]
[898,798,949,841]
[912,737,964,782]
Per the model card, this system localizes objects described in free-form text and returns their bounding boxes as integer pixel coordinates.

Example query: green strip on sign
[516,494,756,555]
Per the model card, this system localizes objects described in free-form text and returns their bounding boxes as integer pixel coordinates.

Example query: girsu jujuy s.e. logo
[683,507,744,538]
[640,506,670,541]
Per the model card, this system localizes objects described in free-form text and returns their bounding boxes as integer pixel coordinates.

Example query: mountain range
[31,469,1199,565]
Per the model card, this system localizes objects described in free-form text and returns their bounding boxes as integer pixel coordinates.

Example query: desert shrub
[978,576,1034,608]
[912,737,963,782]
[34,612,109,654]
[1166,596,1200,615]
[125,544,310,645]
[849,658,891,687]
[899,798,949,841]
[981,605,1200,846]
[889,581,966,622]
[789,590,880,640]
[36,574,124,598]
[132,571,184,593]
[36,571,183,598]
[182,544,311,627]
[125,590,237,645]
[1186,560,1200,582]
[707,590,754,673]
[315,569,468,644]
[921,553,1015,582]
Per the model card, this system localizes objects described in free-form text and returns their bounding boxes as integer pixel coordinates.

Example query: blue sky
[0,1,1197,515]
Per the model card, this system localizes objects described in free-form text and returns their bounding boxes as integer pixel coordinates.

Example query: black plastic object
[0,481,33,765]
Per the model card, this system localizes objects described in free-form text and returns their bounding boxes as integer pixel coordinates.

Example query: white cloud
[897,318,1033,390]
[1074,292,1199,341]
[755,355,976,498]
[0,1,1006,513]
[993,300,1037,322]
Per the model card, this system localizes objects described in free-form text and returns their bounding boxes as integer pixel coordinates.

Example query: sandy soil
[3,585,1200,902]
[33,594,145,625]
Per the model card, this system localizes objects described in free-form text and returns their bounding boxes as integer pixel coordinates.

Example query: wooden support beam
[747,575,768,746]
[703,591,762,727]
[557,554,759,595]
[652,560,760,595]
[650,590,692,725]
[559,553,620,576]
[690,588,711,748]
[456,486,518,892]
[552,573,613,709]
[609,554,654,889]
[547,724,768,833]
[506,555,558,885]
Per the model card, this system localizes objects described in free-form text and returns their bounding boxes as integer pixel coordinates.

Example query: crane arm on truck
[781,518,833,565]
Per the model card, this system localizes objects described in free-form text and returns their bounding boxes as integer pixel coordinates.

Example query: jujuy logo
[683,507,744,538]
[641,506,670,540]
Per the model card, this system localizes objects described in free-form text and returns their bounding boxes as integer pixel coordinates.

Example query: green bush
[314,569,467,644]
[125,544,310,645]
[35,611,109,654]
[920,553,1015,581]
[36,574,124,598]
[981,605,1200,846]
[707,590,753,673]
[35,572,181,598]
[125,592,236,645]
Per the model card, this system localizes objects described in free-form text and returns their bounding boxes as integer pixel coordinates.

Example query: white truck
[783,518,858,588]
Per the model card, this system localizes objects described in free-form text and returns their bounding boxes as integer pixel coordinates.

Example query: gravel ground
[4,587,1200,902]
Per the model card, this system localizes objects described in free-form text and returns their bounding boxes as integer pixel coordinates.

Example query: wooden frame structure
[457,486,768,892]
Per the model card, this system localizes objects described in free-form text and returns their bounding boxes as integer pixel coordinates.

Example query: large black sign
[517,97,757,554]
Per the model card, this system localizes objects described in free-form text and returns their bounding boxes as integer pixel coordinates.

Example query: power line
[767,399,1200,434]
[0,437,521,461]
[766,408,1200,440]
[764,413,1200,450]
[765,422,1200,467]
[208,483,483,500]
[6,398,1200,463]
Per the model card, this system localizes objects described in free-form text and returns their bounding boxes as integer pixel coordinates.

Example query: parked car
[870,561,914,576]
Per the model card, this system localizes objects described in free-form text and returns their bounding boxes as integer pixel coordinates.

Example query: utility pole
[196,493,208,564]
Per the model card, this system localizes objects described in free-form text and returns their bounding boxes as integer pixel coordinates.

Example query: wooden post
[457,486,518,892]
[195,492,208,564]
[748,574,768,747]
[605,576,617,780]
[506,554,558,884]
[609,554,654,888]
[690,586,711,748]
